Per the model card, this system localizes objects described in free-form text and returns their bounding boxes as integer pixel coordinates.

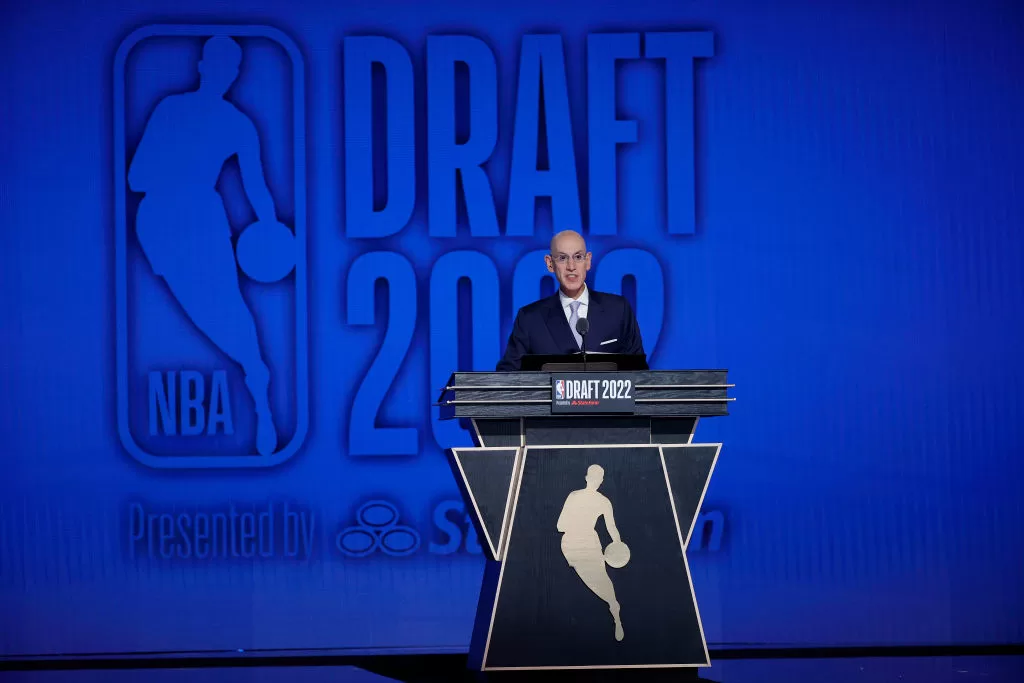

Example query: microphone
[575,317,589,370]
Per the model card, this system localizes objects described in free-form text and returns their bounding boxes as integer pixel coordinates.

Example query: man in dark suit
[496,230,645,371]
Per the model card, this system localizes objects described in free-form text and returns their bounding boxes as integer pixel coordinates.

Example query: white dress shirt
[559,284,589,325]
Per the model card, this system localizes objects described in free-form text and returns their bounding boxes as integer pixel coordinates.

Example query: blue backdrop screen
[1,0,1022,657]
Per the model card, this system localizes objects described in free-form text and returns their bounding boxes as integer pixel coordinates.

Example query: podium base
[474,668,708,683]
[352,654,716,683]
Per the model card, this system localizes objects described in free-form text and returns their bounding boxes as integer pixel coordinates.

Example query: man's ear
[544,255,555,272]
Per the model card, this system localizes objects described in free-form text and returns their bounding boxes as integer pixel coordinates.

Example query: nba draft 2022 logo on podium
[114,25,308,468]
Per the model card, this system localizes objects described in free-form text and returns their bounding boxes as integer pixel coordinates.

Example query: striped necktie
[568,300,583,349]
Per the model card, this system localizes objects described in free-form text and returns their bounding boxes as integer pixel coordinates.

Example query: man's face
[546,234,591,298]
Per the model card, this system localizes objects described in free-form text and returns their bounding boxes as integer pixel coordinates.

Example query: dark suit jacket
[496,289,645,371]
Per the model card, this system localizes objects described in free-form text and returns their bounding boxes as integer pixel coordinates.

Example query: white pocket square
[600,338,617,346]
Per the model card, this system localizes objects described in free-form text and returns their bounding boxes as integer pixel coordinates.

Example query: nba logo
[555,380,565,400]
[113,25,308,468]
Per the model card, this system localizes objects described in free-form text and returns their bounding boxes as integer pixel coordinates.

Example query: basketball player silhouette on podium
[128,36,295,456]
[557,464,631,642]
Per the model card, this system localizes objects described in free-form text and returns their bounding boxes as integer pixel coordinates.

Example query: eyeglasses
[551,252,587,264]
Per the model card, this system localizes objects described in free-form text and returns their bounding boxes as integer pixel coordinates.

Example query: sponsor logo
[336,500,421,557]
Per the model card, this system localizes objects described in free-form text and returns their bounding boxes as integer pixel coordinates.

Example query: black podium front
[438,361,733,675]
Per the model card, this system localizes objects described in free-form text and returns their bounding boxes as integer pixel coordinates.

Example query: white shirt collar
[559,284,589,309]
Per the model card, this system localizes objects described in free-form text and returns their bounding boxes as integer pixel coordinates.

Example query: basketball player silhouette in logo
[557,464,630,641]
[128,35,296,456]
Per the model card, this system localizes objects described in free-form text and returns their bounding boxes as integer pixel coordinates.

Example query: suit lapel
[586,291,607,347]
[542,294,580,351]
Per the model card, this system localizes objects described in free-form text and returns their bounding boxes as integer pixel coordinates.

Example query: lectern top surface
[455,368,732,375]
[438,368,733,419]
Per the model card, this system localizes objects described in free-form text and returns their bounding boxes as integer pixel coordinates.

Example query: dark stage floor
[1,652,1022,683]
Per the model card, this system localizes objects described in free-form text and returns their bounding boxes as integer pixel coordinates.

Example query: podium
[439,356,733,676]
